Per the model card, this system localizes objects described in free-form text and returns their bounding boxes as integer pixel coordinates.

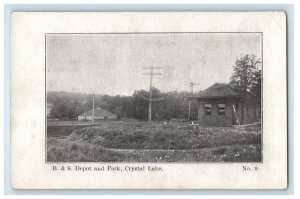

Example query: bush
[70,143,78,150]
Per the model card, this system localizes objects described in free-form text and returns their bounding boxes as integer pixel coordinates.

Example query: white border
[10,11,287,189]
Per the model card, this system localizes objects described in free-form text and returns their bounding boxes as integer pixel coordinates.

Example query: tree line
[47,89,198,120]
[48,54,261,121]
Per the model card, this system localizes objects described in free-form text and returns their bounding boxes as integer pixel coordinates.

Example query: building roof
[192,83,240,99]
[79,108,116,117]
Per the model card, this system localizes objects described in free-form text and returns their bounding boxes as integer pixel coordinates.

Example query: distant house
[190,83,261,126]
[78,108,117,121]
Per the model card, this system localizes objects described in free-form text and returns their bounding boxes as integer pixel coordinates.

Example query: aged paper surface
[10,12,287,189]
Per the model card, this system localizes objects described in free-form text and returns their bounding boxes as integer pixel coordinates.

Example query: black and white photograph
[10,11,288,189]
[46,32,262,163]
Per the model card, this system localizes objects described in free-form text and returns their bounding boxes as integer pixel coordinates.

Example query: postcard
[10,12,287,189]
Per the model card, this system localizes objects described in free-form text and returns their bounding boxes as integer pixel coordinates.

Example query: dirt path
[93,142,257,155]
[103,146,209,153]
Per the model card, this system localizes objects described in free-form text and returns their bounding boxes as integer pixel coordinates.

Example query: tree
[251,69,262,99]
[132,89,149,119]
[47,87,194,121]
[50,97,74,120]
[229,54,262,97]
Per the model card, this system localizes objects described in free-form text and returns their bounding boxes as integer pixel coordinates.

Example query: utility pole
[188,82,200,121]
[142,66,163,122]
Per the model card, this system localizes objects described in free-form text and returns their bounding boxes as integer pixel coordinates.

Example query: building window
[204,104,212,115]
[217,104,226,115]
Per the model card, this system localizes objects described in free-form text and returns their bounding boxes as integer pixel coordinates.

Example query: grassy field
[47,120,261,162]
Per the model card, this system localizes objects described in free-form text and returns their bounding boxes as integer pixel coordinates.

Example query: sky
[46,33,262,96]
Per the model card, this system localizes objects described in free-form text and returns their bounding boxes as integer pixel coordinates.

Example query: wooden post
[188,82,200,121]
[142,66,162,122]
[148,67,153,122]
